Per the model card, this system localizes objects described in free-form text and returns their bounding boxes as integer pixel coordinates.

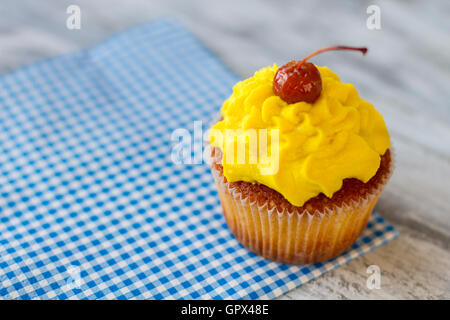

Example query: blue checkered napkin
[0,19,398,300]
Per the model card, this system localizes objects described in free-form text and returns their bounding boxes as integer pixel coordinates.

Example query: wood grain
[0,0,448,299]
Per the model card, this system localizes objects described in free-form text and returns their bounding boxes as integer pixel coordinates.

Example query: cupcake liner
[211,151,393,264]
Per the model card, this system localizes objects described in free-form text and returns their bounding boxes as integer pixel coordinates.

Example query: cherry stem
[297,46,368,70]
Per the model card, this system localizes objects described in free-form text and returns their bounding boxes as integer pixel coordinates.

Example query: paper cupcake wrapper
[211,152,393,264]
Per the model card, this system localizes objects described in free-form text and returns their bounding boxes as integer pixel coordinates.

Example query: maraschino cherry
[273,46,368,104]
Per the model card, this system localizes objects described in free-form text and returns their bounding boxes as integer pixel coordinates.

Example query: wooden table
[1,0,448,299]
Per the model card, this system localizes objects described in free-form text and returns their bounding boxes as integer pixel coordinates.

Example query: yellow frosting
[210,64,390,207]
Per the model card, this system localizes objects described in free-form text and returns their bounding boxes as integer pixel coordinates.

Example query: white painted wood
[1,0,448,299]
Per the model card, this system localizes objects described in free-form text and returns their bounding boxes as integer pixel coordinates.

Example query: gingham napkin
[0,19,398,300]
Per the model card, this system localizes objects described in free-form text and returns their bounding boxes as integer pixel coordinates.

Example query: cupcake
[209,46,393,264]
